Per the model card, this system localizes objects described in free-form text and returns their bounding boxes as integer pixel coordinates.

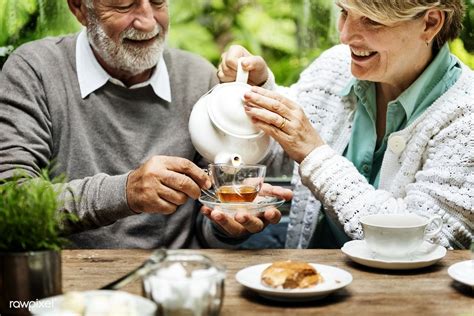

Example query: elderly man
[0,0,290,248]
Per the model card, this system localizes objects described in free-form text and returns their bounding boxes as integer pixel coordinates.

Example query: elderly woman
[217,0,473,249]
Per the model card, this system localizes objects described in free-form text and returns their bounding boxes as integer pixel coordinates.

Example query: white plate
[235,263,352,302]
[341,240,446,270]
[448,260,474,287]
[29,290,157,315]
[199,195,285,216]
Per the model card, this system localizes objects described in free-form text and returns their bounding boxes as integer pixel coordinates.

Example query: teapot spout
[214,153,243,166]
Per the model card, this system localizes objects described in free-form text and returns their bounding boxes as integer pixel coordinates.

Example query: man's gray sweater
[0,34,227,248]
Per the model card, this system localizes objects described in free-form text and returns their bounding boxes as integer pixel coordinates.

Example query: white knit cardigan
[265,44,473,249]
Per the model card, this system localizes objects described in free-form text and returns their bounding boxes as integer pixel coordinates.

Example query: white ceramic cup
[360,213,443,258]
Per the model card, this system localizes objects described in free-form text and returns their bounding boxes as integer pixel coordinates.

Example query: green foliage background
[0,0,473,84]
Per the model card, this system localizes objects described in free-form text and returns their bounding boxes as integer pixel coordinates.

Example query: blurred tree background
[0,0,473,85]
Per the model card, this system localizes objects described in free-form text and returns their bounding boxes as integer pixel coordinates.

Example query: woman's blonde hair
[337,0,465,50]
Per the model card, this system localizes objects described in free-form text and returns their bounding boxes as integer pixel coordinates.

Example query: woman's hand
[217,45,269,86]
[200,184,292,239]
[243,86,325,163]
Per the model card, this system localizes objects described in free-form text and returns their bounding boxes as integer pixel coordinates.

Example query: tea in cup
[216,185,258,202]
[209,164,266,203]
[360,213,443,258]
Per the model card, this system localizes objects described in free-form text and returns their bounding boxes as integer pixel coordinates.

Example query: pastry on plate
[261,261,323,289]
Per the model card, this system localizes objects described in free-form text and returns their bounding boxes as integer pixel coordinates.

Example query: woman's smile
[350,47,377,62]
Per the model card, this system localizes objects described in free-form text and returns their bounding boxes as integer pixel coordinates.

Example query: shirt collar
[76,28,171,102]
[396,43,456,119]
[339,77,357,97]
[339,77,372,106]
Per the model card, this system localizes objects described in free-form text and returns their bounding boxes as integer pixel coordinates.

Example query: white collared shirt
[75,29,171,102]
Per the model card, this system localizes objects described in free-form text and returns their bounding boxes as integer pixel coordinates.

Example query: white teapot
[188,58,272,165]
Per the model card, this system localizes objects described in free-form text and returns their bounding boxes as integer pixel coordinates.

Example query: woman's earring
[426,41,430,47]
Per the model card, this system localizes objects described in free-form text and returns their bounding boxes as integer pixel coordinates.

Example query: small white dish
[235,263,352,302]
[199,195,285,216]
[29,290,157,315]
[448,260,474,287]
[341,240,446,270]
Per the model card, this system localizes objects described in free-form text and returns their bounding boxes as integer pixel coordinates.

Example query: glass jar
[142,251,225,316]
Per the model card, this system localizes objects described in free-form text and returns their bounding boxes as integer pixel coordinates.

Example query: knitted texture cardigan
[266,44,473,250]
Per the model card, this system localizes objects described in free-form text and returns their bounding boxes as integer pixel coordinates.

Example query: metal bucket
[0,250,62,316]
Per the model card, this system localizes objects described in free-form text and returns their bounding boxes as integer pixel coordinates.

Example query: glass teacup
[208,163,266,203]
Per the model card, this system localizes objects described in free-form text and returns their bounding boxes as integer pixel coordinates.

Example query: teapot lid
[207,58,264,138]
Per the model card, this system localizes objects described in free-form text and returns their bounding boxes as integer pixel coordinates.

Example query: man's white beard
[86,10,166,75]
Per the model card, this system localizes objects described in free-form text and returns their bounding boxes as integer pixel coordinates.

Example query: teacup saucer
[199,195,285,216]
[341,240,446,270]
[448,260,474,287]
[235,263,352,302]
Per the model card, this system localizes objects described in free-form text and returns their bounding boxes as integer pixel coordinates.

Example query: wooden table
[62,249,473,315]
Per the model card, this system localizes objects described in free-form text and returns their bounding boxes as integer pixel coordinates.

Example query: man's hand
[217,45,269,86]
[127,156,211,214]
[200,183,293,238]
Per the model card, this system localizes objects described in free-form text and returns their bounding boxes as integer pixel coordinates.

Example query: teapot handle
[236,57,249,84]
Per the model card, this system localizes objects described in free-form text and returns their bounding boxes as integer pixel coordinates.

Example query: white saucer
[199,195,285,216]
[235,263,352,302]
[448,260,474,287]
[341,240,446,270]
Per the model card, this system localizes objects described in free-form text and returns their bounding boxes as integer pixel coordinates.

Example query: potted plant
[0,170,75,316]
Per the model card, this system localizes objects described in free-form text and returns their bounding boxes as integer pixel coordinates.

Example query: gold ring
[279,118,286,129]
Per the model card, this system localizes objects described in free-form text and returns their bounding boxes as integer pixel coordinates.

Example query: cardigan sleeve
[299,110,474,249]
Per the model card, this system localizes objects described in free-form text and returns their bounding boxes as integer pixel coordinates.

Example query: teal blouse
[312,44,461,248]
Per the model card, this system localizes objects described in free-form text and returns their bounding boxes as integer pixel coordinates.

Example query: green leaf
[237,7,297,54]
[230,27,264,56]
[209,0,225,10]
[168,22,221,62]
[33,0,80,38]
[169,0,208,24]
[0,0,38,46]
